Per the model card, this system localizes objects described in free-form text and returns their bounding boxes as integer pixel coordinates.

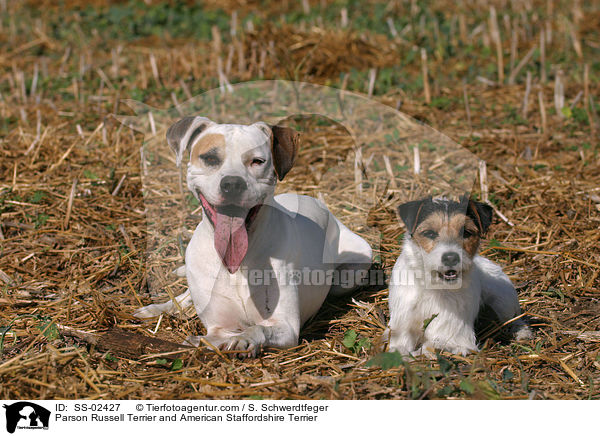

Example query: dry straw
[0,0,599,400]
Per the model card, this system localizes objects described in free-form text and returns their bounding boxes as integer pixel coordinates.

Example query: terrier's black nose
[220,176,247,198]
[441,251,460,267]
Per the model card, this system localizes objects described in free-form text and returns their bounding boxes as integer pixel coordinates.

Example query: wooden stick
[583,63,595,133]
[568,20,583,59]
[341,8,348,28]
[0,269,16,286]
[522,71,532,118]
[413,146,420,175]
[386,17,398,38]
[538,89,548,136]
[63,178,78,230]
[382,155,398,189]
[540,28,547,83]
[479,160,488,203]
[367,68,377,97]
[509,24,518,78]
[59,326,194,360]
[463,80,472,130]
[111,174,127,196]
[508,46,535,85]
[489,6,504,83]
[302,0,310,14]
[149,53,161,87]
[354,147,363,195]
[554,69,564,118]
[230,10,237,37]
[459,13,467,43]
[420,48,430,104]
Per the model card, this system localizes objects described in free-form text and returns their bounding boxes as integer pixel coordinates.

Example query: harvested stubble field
[1,0,599,400]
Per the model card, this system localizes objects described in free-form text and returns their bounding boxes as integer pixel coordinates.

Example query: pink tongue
[213,212,248,274]
[200,195,248,274]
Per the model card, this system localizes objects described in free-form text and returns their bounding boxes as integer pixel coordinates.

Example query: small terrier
[387,196,531,356]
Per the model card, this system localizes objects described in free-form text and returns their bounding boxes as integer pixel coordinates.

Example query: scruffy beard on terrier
[386,196,532,357]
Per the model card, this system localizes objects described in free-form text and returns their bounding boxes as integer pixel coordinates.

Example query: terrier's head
[398,196,493,285]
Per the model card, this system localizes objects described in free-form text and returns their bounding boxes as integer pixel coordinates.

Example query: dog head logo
[3,402,50,433]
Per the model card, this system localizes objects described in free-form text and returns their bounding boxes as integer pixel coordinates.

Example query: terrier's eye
[462,227,475,238]
[251,158,265,166]
[200,154,221,167]
[420,230,438,240]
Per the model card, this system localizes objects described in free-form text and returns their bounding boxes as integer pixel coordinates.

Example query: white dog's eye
[420,229,438,240]
[203,157,220,166]
[251,158,265,166]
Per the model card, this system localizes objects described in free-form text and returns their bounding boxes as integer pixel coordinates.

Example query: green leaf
[436,385,455,397]
[83,169,99,180]
[436,354,454,375]
[170,358,183,371]
[488,238,502,248]
[365,352,405,370]
[104,353,117,362]
[28,191,46,204]
[422,313,438,331]
[342,330,358,349]
[155,358,168,365]
[459,379,475,394]
[37,318,59,340]
[35,213,49,229]
[561,106,572,118]
[502,368,514,381]
[357,337,372,351]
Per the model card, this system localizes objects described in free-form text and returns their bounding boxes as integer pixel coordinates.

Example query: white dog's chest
[409,283,481,325]
[185,233,278,330]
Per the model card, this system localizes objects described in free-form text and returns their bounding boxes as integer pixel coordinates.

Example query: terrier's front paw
[444,343,478,356]
[514,324,533,341]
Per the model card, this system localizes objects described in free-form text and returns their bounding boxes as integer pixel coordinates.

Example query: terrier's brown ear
[270,125,299,181]
[166,116,215,166]
[467,199,493,235]
[397,198,429,236]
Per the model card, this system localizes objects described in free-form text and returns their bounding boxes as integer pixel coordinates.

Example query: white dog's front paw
[183,336,203,347]
[183,334,228,349]
[133,303,164,319]
[224,333,262,358]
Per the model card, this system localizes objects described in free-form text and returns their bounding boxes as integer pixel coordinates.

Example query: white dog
[134,116,372,356]
[387,196,531,357]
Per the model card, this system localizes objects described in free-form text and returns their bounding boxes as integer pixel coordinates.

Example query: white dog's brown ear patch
[270,125,299,180]
[166,116,215,166]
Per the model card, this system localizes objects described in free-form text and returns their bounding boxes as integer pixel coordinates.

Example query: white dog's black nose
[220,176,247,198]
[442,252,460,267]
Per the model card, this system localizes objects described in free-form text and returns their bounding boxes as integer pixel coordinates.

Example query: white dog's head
[166,116,299,273]
[398,196,492,286]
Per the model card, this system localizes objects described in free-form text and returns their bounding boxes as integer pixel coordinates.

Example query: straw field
[1,0,599,399]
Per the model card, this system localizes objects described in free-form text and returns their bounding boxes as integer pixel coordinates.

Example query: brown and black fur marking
[397,196,493,256]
